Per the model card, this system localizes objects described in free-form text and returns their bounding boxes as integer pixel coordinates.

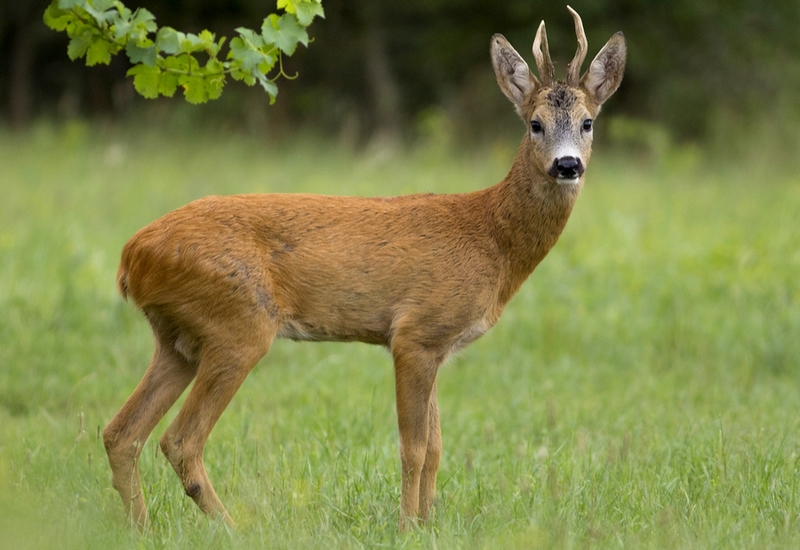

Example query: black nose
[549,156,585,180]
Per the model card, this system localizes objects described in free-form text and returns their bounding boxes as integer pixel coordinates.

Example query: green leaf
[294,1,324,26]
[178,33,207,54]
[151,63,180,97]
[127,64,160,98]
[206,58,225,74]
[125,41,156,66]
[198,30,215,47]
[67,32,92,60]
[180,75,209,104]
[229,32,271,73]
[197,30,222,58]
[131,8,157,32]
[162,54,186,73]
[229,62,257,85]
[158,72,179,97]
[129,63,180,98]
[113,19,132,40]
[84,4,115,26]
[277,0,296,14]
[90,0,115,11]
[122,8,157,43]
[156,27,181,55]
[57,0,84,9]
[235,27,265,50]
[114,5,132,23]
[257,76,278,104]
[43,3,71,32]
[261,14,307,55]
[86,37,114,65]
[205,74,225,100]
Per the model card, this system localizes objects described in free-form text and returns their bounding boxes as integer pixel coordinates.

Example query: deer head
[491,6,626,185]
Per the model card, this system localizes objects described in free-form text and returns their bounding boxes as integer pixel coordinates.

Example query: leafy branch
[43,0,324,104]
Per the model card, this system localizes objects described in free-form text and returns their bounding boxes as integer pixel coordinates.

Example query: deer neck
[487,138,583,303]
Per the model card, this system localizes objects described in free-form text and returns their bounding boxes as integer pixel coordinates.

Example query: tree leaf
[57,0,84,9]
[130,8,156,32]
[156,27,181,55]
[112,7,152,42]
[162,54,186,73]
[206,58,225,74]
[127,64,160,98]
[261,14,307,55]
[67,32,92,60]
[198,30,216,48]
[179,33,207,54]
[180,75,209,104]
[86,37,114,65]
[294,1,324,26]
[229,32,271,73]
[158,72,179,97]
[113,18,132,41]
[90,0,115,11]
[257,75,278,103]
[125,41,156,66]
[84,4,115,26]
[277,0,295,15]
[43,4,72,32]
[205,74,225,100]
[234,27,265,50]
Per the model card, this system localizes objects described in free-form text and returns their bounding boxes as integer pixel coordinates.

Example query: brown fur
[103,10,626,531]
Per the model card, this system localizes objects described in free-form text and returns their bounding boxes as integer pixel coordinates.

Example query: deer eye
[582,119,593,132]
[531,120,543,134]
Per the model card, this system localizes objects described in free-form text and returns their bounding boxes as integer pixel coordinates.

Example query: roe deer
[103,6,626,530]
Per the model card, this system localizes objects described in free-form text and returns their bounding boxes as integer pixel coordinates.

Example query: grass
[1,120,799,548]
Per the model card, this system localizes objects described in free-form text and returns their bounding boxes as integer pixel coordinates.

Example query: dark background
[2,0,799,149]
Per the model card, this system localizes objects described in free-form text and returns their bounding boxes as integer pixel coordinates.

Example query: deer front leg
[392,342,442,531]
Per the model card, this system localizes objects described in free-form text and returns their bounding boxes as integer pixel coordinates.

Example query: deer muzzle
[549,156,585,184]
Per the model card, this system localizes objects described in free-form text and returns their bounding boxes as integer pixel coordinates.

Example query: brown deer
[103,7,626,531]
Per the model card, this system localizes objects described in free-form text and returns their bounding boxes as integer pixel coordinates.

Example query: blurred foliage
[1,0,799,149]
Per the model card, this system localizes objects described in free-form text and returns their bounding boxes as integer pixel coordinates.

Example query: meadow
[1,121,799,549]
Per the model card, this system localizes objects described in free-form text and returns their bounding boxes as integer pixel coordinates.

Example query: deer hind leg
[418,381,441,522]
[392,339,444,530]
[159,320,275,525]
[103,326,198,529]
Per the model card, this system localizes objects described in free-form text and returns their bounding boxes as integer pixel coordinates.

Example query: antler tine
[531,20,554,86]
[566,6,588,86]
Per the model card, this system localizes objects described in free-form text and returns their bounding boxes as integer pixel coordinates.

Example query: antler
[532,21,555,86]
[566,6,588,87]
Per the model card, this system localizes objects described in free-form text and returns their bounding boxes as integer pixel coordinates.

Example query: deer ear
[581,32,626,106]
[491,34,539,115]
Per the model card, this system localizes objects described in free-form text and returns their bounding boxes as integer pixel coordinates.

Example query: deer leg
[159,330,273,525]
[103,341,197,529]
[392,342,442,531]
[418,382,441,521]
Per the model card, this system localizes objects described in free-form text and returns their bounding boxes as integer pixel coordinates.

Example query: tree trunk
[362,6,402,142]
[9,20,33,128]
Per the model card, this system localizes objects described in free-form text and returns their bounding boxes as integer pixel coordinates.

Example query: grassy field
[1,121,799,549]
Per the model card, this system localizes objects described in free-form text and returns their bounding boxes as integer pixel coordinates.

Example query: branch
[43,0,324,104]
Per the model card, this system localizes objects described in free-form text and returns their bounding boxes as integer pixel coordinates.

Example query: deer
[102,6,626,531]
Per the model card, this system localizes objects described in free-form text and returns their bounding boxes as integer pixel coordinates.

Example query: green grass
[1,120,799,548]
